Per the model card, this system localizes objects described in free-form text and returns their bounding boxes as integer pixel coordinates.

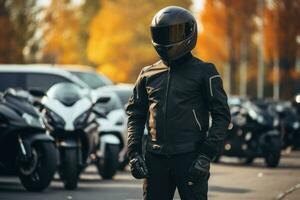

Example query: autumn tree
[0,0,39,63]
[41,0,82,64]
[264,0,300,98]
[195,0,257,95]
[78,0,101,65]
[87,0,191,82]
[0,0,21,63]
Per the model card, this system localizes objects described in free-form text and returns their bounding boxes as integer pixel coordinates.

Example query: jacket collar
[162,52,193,67]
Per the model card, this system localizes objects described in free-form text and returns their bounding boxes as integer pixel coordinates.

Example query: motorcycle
[217,99,282,168]
[41,83,109,190]
[92,92,124,178]
[0,89,57,191]
[272,101,300,149]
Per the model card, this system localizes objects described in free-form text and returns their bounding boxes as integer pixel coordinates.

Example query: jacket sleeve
[200,64,231,160]
[125,69,148,158]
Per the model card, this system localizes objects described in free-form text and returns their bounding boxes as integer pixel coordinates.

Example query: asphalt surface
[0,151,300,200]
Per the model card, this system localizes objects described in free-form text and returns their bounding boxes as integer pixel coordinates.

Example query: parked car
[0,64,88,92]
[68,68,113,89]
[0,89,57,191]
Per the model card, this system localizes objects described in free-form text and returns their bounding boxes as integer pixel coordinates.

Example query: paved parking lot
[0,151,300,200]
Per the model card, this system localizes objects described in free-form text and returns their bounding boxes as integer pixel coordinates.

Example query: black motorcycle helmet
[150,6,197,62]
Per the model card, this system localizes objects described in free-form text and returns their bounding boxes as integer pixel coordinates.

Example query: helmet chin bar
[152,32,196,63]
[155,45,189,63]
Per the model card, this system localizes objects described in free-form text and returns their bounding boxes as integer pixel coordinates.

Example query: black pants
[143,151,209,200]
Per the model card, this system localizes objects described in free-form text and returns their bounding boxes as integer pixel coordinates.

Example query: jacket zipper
[163,67,172,156]
[192,109,202,131]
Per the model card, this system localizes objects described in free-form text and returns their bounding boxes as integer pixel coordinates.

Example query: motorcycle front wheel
[59,148,79,190]
[18,142,57,192]
[264,137,281,168]
[97,144,119,179]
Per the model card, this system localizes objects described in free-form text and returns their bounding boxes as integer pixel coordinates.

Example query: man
[126,6,231,200]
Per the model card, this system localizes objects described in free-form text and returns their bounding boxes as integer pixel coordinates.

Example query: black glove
[129,153,149,179]
[188,154,210,185]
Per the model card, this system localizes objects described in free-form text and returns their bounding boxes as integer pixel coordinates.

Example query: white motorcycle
[41,83,109,189]
[92,92,124,179]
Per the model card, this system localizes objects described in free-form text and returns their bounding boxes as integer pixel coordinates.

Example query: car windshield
[114,90,132,106]
[72,71,113,89]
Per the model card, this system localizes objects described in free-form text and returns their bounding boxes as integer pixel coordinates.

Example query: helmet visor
[151,22,194,45]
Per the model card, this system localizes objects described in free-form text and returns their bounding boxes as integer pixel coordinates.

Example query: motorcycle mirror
[29,89,46,98]
[95,96,110,104]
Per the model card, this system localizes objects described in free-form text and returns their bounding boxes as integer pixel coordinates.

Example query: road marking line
[275,183,300,200]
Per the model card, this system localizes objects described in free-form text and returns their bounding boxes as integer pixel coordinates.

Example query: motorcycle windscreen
[47,83,84,106]
[150,22,194,45]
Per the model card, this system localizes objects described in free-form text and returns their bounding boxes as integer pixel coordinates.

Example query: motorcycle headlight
[74,113,88,129]
[273,118,279,127]
[293,122,300,129]
[47,110,65,128]
[245,132,252,141]
[257,115,265,124]
[22,113,44,128]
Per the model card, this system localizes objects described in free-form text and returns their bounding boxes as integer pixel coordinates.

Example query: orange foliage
[41,0,81,64]
[0,16,23,63]
[87,0,191,83]
[195,0,228,66]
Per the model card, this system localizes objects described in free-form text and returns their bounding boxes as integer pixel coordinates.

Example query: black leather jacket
[126,53,230,159]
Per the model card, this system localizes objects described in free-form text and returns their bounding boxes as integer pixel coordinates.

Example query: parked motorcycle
[41,83,109,190]
[93,92,124,178]
[254,99,300,149]
[272,101,300,149]
[0,89,57,191]
[218,99,282,168]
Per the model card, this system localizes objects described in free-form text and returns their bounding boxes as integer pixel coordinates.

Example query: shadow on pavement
[0,181,26,193]
[214,161,300,170]
[78,178,130,183]
[0,184,252,197]
[51,175,133,184]
[209,185,251,194]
